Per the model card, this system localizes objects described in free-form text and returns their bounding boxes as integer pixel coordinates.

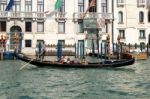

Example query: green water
[0,59,150,99]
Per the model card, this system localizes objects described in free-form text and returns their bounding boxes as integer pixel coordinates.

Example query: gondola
[88,52,131,59]
[88,53,110,59]
[14,53,135,68]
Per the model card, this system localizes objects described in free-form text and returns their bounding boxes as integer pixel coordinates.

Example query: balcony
[0,11,45,20]
[73,12,113,21]
[117,0,125,7]
[137,0,146,7]
[73,12,113,29]
[55,12,67,21]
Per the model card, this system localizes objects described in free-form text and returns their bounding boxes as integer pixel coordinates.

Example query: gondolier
[35,42,42,60]
[41,41,46,61]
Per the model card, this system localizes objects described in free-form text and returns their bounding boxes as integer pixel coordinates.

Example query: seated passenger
[81,58,88,65]
[67,58,71,64]
[61,56,67,64]
[74,58,80,64]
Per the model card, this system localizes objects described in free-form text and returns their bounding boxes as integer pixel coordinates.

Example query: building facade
[0,0,113,55]
[114,0,150,47]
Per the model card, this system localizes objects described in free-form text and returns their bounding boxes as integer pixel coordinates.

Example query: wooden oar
[19,59,34,70]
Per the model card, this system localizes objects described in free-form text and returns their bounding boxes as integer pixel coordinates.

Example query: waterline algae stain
[0,60,150,99]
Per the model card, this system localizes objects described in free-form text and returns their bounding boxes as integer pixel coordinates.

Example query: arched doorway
[10,25,22,51]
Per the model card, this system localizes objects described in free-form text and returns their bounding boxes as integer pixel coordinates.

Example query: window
[139,30,146,39]
[0,21,6,32]
[101,0,107,13]
[139,11,144,23]
[25,40,32,47]
[101,40,106,48]
[117,0,124,3]
[89,0,96,12]
[137,0,146,3]
[58,21,65,33]
[78,40,84,58]
[0,0,7,11]
[118,11,123,23]
[14,0,21,11]
[25,22,32,32]
[137,0,146,7]
[25,0,32,12]
[58,40,65,47]
[37,0,44,12]
[117,0,124,7]
[78,0,84,12]
[148,10,150,22]
[119,30,125,39]
[147,0,150,8]
[36,40,44,47]
[37,22,44,32]
[59,0,65,12]
[77,21,84,33]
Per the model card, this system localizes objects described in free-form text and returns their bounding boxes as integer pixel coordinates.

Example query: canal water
[0,59,150,99]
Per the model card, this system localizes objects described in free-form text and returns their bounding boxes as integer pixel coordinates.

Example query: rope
[19,58,34,70]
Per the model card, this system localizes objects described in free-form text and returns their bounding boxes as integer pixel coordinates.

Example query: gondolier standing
[35,42,42,60]
[35,41,46,61]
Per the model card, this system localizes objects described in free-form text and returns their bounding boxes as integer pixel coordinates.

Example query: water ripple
[0,59,150,99]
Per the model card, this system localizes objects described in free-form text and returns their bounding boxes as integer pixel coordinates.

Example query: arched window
[148,10,150,22]
[118,11,123,23]
[139,11,144,23]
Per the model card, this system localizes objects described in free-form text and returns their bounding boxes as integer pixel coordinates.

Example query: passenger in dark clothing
[35,41,46,61]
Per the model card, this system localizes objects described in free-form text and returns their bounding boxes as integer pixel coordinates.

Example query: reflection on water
[0,59,150,99]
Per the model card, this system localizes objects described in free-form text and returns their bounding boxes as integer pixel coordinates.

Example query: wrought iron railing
[117,0,125,6]
[137,0,146,7]
[0,11,45,19]
[73,12,113,20]
[55,12,67,19]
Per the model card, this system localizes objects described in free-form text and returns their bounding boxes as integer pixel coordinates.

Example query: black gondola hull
[15,53,135,68]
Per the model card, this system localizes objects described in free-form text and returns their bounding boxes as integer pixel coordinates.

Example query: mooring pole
[101,43,103,60]
[147,43,149,59]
